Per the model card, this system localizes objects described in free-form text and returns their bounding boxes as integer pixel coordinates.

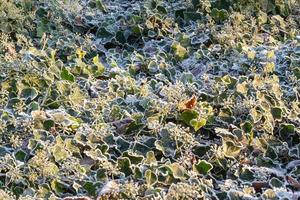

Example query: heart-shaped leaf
[190,118,206,131]
[193,160,213,175]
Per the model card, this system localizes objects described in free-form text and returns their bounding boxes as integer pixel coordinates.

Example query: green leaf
[239,168,255,182]
[145,169,157,187]
[60,67,75,82]
[180,110,199,125]
[271,107,283,120]
[193,160,213,175]
[13,186,24,196]
[117,157,132,176]
[15,150,26,162]
[43,119,55,131]
[83,182,97,196]
[270,177,283,188]
[50,179,69,194]
[190,118,206,131]
[96,0,107,12]
[116,30,126,44]
[20,87,38,100]
[211,8,229,23]
[241,121,253,133]
[133,167,143,179]
[123,151,144,165]
[293,67,300,80]
[96,169,108,182]
[96,27,113,38]
[28,101,40,111]
[157,5,167,14]
[280,123,295,135]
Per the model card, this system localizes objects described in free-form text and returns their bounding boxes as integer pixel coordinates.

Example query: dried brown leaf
[287,176,300,189]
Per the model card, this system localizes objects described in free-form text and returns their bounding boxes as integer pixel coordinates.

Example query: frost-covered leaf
[20,87,38,100]
[60,67,75,82]
[172,42,188,60]
[145,169,157,186]
[193,160,213,175]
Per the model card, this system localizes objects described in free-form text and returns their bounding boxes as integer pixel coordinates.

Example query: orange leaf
[184,95,197,109]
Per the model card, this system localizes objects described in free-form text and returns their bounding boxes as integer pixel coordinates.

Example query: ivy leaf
[193,160,213,175]
[293,67,300,80]
[15,150,27,162]
[170,163,186,179]
[190,118,206,131]
[44,162,59,176]
[145,151,157,165]
[123,151,144,165]
[60,67,75,82]
[43,119,55,131]
[20,87,38,100]
[241,121,253,133]
[117,157,132,176]
[96,0,107,13]
[52,144,69,162]
[172,42,188,60]
[211,8,229,23]
[271,107,283,120]
[83,182,97,196]
[51,179,70,195]
[184,95,197,109]
[76,48,86,59]
[239,168,255,182]
[93,55,105,76]
[145,169,157,187]
[180,109,199,125]
[280,124,295,135]
[223,141,242,158]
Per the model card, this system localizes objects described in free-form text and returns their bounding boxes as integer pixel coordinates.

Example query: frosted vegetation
[0,0,300,199]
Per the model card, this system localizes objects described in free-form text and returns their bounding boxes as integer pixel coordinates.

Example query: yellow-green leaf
[172,42,188,60]
[93,55,105,75]
[76,48,86,59]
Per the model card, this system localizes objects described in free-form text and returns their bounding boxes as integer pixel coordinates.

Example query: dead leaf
[287,176,300,189]
[7,44,16,57]
[74,16,85,27]
[112,118,134,134]
[252,181,269,192]
[179,95,197,110]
